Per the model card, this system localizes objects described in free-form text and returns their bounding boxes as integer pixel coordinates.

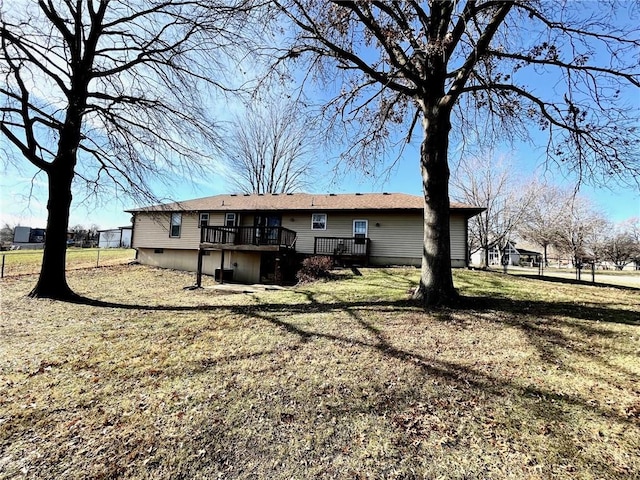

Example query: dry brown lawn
[1,265,639,479]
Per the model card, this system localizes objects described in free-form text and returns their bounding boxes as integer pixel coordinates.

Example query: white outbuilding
[98,226,132,248]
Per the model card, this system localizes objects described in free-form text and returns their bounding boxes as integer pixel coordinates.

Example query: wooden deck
[314,237,371,265]
[196,226,297,287]
[200,226,296,251]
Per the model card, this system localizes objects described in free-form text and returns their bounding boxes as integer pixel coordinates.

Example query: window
[353,220,368,244]
[353,219,368,236]
[225,213,236,227]
[170,213,182,237]
[199,213,209,228]
[311,213,327,230]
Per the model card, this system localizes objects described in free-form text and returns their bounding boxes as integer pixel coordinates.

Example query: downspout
[464,216,469,267]
[130,214,138,259]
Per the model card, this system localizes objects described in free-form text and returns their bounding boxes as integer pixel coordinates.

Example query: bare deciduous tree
[69,223,98,247]
[0,222,15,243]
[602,219,640,270]
[553,196,607,268]
[1,0,253,298]
[451,155,534,267]
[273,0,640,306]
[70,224,88,247]
[517,183,574,266]
[224,100,318,194]
[100,229,118,248]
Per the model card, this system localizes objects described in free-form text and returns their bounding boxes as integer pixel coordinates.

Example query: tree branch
[444,1,513,108]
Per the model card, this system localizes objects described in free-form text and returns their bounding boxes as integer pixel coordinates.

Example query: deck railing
[314,237,370,257]
[201,226,296,248]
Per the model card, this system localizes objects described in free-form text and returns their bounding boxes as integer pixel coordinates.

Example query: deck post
[219,249,225,284]
[196,249,204,287]
[275,256,282,285]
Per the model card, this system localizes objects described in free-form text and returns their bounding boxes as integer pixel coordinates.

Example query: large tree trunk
[412,109,457,306]
[28,69,87,299]
[29,164,76,299]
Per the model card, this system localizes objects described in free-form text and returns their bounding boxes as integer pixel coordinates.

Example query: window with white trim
[353,219,368,244]
[311,213,327,230]
[353,219,368,236]
[225,213,237,227]
[199,213,209,228]
[170,213,182,237]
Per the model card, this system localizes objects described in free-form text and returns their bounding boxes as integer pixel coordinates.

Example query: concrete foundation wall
[137,248,262,283]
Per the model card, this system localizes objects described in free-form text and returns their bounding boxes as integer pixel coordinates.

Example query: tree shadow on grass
[211,294,639,478]
[67,286,640,388]
[67,290,639,327]
[64,282,640,407]
[513,273,640,291]
[66,290,639,404]
[54,288,640,477]
[454,294,639,326]
[452,295,640,386]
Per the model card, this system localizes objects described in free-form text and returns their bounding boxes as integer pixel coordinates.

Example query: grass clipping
[1,265,639,479]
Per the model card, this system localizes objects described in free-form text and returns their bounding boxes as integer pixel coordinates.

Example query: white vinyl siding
[365,214,422,259]
[282,212,423,258]
[133,209,471,268]
[282,211,469,266]
[449,214,467,267]
[133,212,224,249]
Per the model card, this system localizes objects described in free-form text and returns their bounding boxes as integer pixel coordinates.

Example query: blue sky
[1,79,638,229]
[1,2,638,230]
[1,130,637,230]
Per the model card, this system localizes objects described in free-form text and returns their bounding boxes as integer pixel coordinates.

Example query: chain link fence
[1,248,136,278]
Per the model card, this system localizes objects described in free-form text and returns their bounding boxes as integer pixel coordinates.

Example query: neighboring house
[514,247,543,266]
[98,227,133,248]
[13,226,45,244]
[11,226,46,250]
[470,241,542,267]
[127,193,485,284]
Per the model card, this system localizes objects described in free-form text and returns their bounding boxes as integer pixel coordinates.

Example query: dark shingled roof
[127,193,484,216]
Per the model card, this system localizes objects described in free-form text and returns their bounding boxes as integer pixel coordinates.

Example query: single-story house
[127,193,484,284]
[470,241,542,267]
[98,226,133,248]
